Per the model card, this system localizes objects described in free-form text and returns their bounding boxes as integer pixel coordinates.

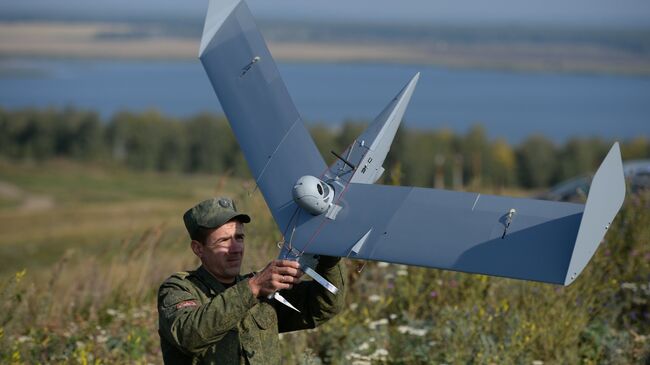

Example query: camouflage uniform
[158,197,346,364]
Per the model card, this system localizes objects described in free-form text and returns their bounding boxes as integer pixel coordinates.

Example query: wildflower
[397,269,408,277]
[358,342,370,351]
[368,294,382,302]
[397,325,427,336]
[370,348,389,361]
[346,352,371,365]
[500,299,509,312]
[14,269,27,283]
[132,309,146,319]
[430,291,437,298]
[17,335,32,343]
[621,282,638,291]
[350,303,358,310]
[11,348,21,363]
[368,318,388,330]
[377,262,390,268]
[106,308,119,316]
[532,361,544,365]
[389,313,398,320]
[384,273,395,280]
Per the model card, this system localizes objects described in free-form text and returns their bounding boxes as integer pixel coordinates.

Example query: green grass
[0,160,648,364]
[0,159,250,274]
[0,159,221,204]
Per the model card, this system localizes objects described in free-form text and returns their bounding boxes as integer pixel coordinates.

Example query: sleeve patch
[176,300,198,309]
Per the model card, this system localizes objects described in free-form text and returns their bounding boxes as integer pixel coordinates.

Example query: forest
[2,107,648,191]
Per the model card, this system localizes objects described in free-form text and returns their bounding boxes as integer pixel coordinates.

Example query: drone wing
[289,143,625,285]
[199,0,326,231]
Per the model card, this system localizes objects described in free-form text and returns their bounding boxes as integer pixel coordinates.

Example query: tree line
[1,107,648,189]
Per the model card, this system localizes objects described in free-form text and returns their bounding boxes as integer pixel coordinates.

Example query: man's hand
[248,260,303,297]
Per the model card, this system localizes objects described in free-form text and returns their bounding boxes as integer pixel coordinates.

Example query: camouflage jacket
[157,256,346,365]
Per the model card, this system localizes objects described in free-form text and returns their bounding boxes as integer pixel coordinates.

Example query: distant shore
[1,21,650,76]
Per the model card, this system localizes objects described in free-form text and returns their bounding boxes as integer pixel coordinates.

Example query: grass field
[0,159,648,364]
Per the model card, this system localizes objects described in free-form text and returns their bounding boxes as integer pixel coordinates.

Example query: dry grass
[0,160,648,364]
[0,22,196,59]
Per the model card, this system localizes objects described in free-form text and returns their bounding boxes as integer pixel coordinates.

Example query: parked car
[623,159,650,193]
[536,175,591,203]
[537,160,650,202]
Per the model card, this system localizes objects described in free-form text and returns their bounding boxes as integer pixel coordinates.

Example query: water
[0,58,648,143]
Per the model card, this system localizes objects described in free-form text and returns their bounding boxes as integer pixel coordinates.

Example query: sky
[1,0,650,27]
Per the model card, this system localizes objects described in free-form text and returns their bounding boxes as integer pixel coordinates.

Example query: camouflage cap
[183,197,251,241]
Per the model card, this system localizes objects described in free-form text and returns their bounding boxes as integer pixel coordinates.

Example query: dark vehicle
[537,175,592,203]
[623,160,650,193]
[538,160,650,202]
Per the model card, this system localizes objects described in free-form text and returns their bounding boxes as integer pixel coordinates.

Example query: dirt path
[0,180,55,212]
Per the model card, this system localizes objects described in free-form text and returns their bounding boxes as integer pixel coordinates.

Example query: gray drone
[198,0,626,311]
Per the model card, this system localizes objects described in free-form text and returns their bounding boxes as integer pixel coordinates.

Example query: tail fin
[564,142,626,285]
[326,73,420,184]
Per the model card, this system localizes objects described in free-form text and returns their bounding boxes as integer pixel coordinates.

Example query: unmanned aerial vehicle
[198,0,626,310]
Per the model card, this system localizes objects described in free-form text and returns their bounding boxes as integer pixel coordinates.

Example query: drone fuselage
[292,175,334,215]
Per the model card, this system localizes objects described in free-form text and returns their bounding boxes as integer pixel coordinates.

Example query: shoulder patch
[176,300,198,309]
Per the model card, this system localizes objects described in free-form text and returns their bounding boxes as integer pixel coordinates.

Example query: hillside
[0,159,648,363]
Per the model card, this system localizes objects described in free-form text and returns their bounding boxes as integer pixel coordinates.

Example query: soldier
[157,197,346,364]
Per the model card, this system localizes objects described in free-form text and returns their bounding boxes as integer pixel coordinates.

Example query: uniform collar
[195,265,244,295]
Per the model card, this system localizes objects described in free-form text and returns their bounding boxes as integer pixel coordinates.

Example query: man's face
[191,220,245,284]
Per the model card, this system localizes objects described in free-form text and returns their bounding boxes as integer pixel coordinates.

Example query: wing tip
[199,0,244,58]
[405,72,420,93]
[563,142,625,286]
